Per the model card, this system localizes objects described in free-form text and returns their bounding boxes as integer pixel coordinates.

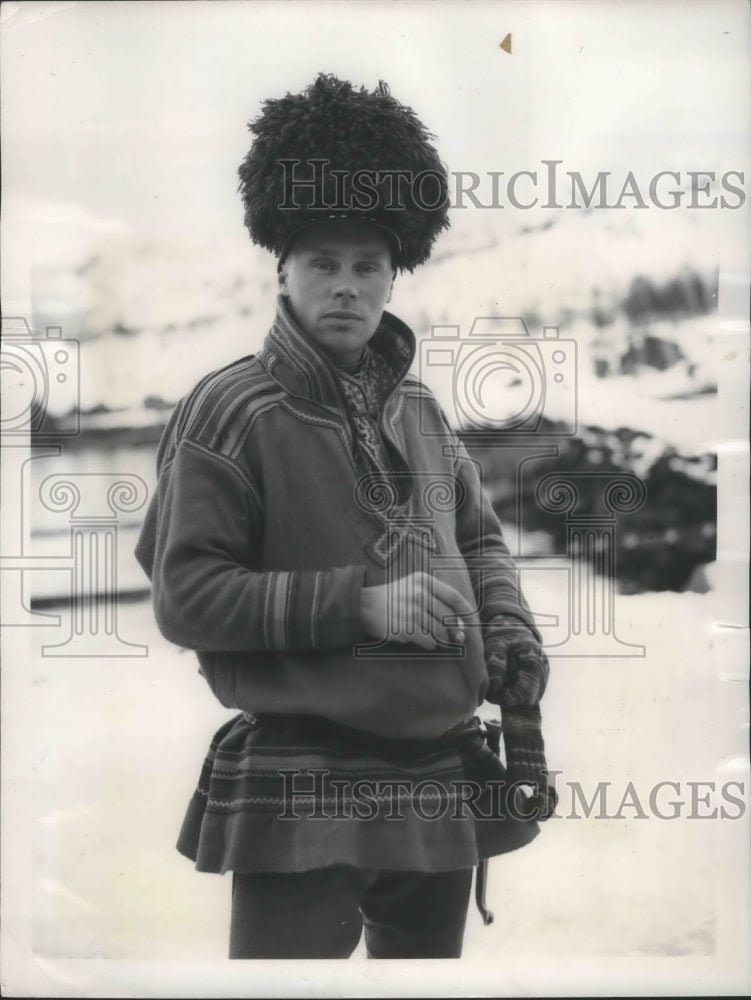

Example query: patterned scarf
[334,346,400,482]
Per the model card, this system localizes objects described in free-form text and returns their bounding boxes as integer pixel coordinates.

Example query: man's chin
[315,332,370,365]
[318,324,374,346]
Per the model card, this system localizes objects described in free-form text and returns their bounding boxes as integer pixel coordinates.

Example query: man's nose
[333,274,358,298]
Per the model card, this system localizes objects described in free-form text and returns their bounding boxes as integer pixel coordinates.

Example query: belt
[243,711,483,760]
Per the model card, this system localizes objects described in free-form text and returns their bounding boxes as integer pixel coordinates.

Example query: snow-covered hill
[25,201,723,460]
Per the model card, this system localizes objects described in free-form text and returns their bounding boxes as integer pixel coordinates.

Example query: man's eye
[357,264,378,274]
[312,260,335,271]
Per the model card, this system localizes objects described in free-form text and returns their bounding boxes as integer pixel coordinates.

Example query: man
[136,74,554,960]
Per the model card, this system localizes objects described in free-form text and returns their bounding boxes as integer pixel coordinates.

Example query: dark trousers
[229,865,473,959]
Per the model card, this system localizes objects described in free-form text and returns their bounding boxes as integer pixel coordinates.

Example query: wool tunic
[136,297,541,873]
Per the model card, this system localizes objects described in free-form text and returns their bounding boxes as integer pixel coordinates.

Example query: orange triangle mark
[500,33,512,54]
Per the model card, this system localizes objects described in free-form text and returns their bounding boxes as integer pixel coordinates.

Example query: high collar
[258,296,415,409]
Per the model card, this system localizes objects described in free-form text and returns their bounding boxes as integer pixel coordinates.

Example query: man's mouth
[323,310,363,321]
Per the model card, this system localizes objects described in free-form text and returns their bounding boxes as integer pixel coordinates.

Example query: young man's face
[279,221,395,366]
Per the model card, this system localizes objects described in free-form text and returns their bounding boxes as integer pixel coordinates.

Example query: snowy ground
[3,563,746,995]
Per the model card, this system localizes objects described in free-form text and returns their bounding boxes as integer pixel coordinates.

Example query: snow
[16,570,748,972]
[5,191,744,996]
[22,201,727,461]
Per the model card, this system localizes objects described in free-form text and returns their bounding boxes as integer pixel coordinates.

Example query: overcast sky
[2,0,749,246]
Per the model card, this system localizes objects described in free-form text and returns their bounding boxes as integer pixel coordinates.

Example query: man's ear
[386,276,395,304]
[278,270,289,296]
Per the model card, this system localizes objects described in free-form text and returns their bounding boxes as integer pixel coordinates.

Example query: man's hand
[485,622,550,708]
[360,572,475,651]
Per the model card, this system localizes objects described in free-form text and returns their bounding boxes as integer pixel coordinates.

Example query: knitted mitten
[483,614,550,707]
[499,704,557,820]
[483,615,557,820]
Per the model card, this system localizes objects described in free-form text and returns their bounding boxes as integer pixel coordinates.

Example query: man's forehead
[298,242,391,258]
[292,223,392,258]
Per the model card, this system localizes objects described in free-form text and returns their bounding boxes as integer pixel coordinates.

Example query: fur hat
[238,74,450,272]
